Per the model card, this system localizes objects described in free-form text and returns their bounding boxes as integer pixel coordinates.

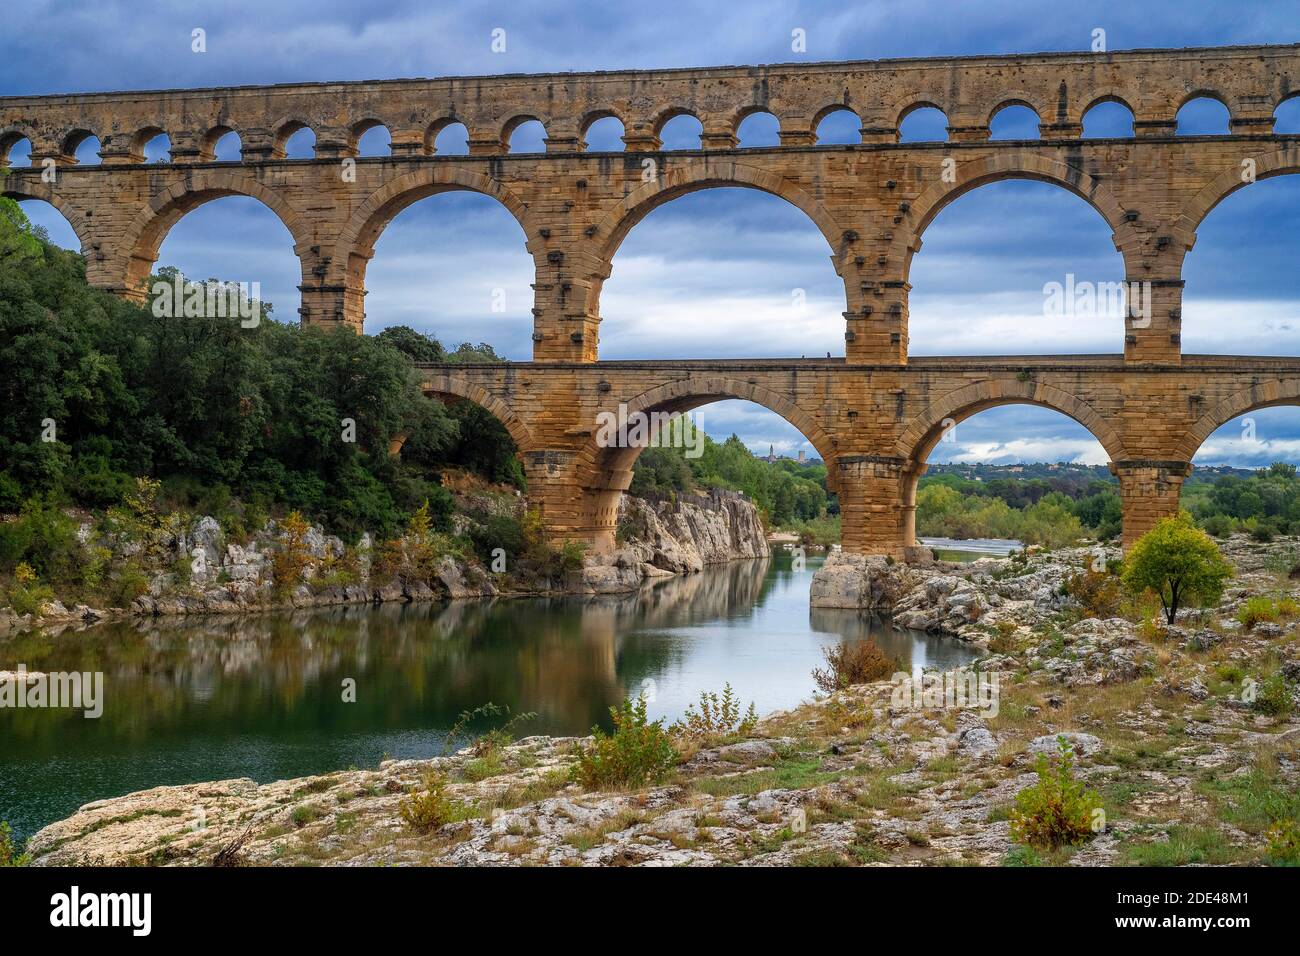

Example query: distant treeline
[1183,463,1300,540]
[918,463,1300,545]
[630,437,833,527]
[917,473,1121,547]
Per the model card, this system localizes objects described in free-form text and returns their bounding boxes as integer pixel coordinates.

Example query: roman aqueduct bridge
[4,44,1300,555]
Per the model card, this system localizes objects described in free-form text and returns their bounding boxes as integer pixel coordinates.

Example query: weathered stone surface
[809,553,913,609]
[579,492,767,594]
[2,491,769,631]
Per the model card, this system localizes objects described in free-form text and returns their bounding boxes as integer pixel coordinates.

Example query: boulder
[809,553,911,609]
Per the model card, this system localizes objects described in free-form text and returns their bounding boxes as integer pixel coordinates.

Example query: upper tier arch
[117,170,311,294]
[895,153,1131,278]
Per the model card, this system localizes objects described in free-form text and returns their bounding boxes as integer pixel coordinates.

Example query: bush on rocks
[1009,736,1103,850]
[572,696,678,790]
[812,640,903,693]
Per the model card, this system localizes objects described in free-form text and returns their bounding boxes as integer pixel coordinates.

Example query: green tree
[1121,512,1233,624]
[0,201,505,547]
[375,325,446,363]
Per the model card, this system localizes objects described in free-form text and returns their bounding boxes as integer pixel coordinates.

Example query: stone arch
[502,114,547,151]
[329,166,533,293]
[133,126,170,161]
[895,378,1128,466]
[271,118,315,157]
[1173,145,1300,244]
[202,125,241,161]
[0,125,35,162]
[60,128,100,161]
[419,371,535,453]
[652,106,702,138]
[1176,377,1300,462]
[896,99,948,126]
[580,109,625,149]
[985,93,1048,127]
[734,108,781,147]
[813,102,859,128]
[0,178,93,253]
[1077,91,1137,127]
[893,153,1130,279]
[116,170,311,294]
[580,375,840,495]
[812,104,861,144]
[350,118,391,154]
[1175,88,1233,115]
[584,159,844,322]
[425,117,466,154]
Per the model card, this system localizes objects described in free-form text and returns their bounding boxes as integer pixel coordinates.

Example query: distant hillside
[926,461,1258,482]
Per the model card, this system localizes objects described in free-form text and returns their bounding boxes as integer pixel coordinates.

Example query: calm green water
[0,554,976,840]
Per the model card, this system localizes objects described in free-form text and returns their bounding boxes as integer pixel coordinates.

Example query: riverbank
[0,488,767,635]
[22,535,1299,867]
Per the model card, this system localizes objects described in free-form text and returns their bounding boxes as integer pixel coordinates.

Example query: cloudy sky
[4,0,1299,468]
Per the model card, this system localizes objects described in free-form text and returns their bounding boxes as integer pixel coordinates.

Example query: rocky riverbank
[810,540,1245,637]
[0,490,768,635]
[23,535,1300,867]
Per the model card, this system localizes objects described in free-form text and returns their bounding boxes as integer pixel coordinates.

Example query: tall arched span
[907,179,1126,355]
[598,187,844,360]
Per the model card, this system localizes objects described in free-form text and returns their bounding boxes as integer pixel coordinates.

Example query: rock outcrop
[810,546,1119,638]
[807,553,915,609]
[0,491,770,631]
[578,491,768,594]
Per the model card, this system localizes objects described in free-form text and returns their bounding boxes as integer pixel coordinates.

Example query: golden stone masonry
[4,45,1299,554]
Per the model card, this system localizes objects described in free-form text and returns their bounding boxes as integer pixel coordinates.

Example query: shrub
[1064,563,1123,619]
[1008,737,1103,850]
[989,619,1020,654]
[0,822,28,866]
[1265,819,1300,865]
[812,640,902,693]
[670,683,758,741]
[1199,513,1236,538]
[1252,672,1295,718]
[444,703,538,757]
[1251,521,1277,543]
[5,562,54,615]
[398,771,473,832]
[1238,596,1280,629]
[0,495,84,582]
[107,561,151,608]
[269,510,312,597]
[571,696,678,790]
[555,538,587,574]
[469,514,526,566]
[401,500,451,584]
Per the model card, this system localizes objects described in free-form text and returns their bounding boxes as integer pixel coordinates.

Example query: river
[0,553,977,840]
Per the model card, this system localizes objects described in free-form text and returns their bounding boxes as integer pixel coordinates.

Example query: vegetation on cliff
[631,437,833,527]
[0,195,530,605]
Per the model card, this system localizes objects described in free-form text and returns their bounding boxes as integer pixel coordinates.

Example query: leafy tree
[1121,512,1233,624]
[0,199,518,551]
[0,192,43,268]
[375,325,445,363]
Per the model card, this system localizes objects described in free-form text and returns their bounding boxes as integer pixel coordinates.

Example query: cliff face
[579,491,769,593]
[0,492,769,631]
